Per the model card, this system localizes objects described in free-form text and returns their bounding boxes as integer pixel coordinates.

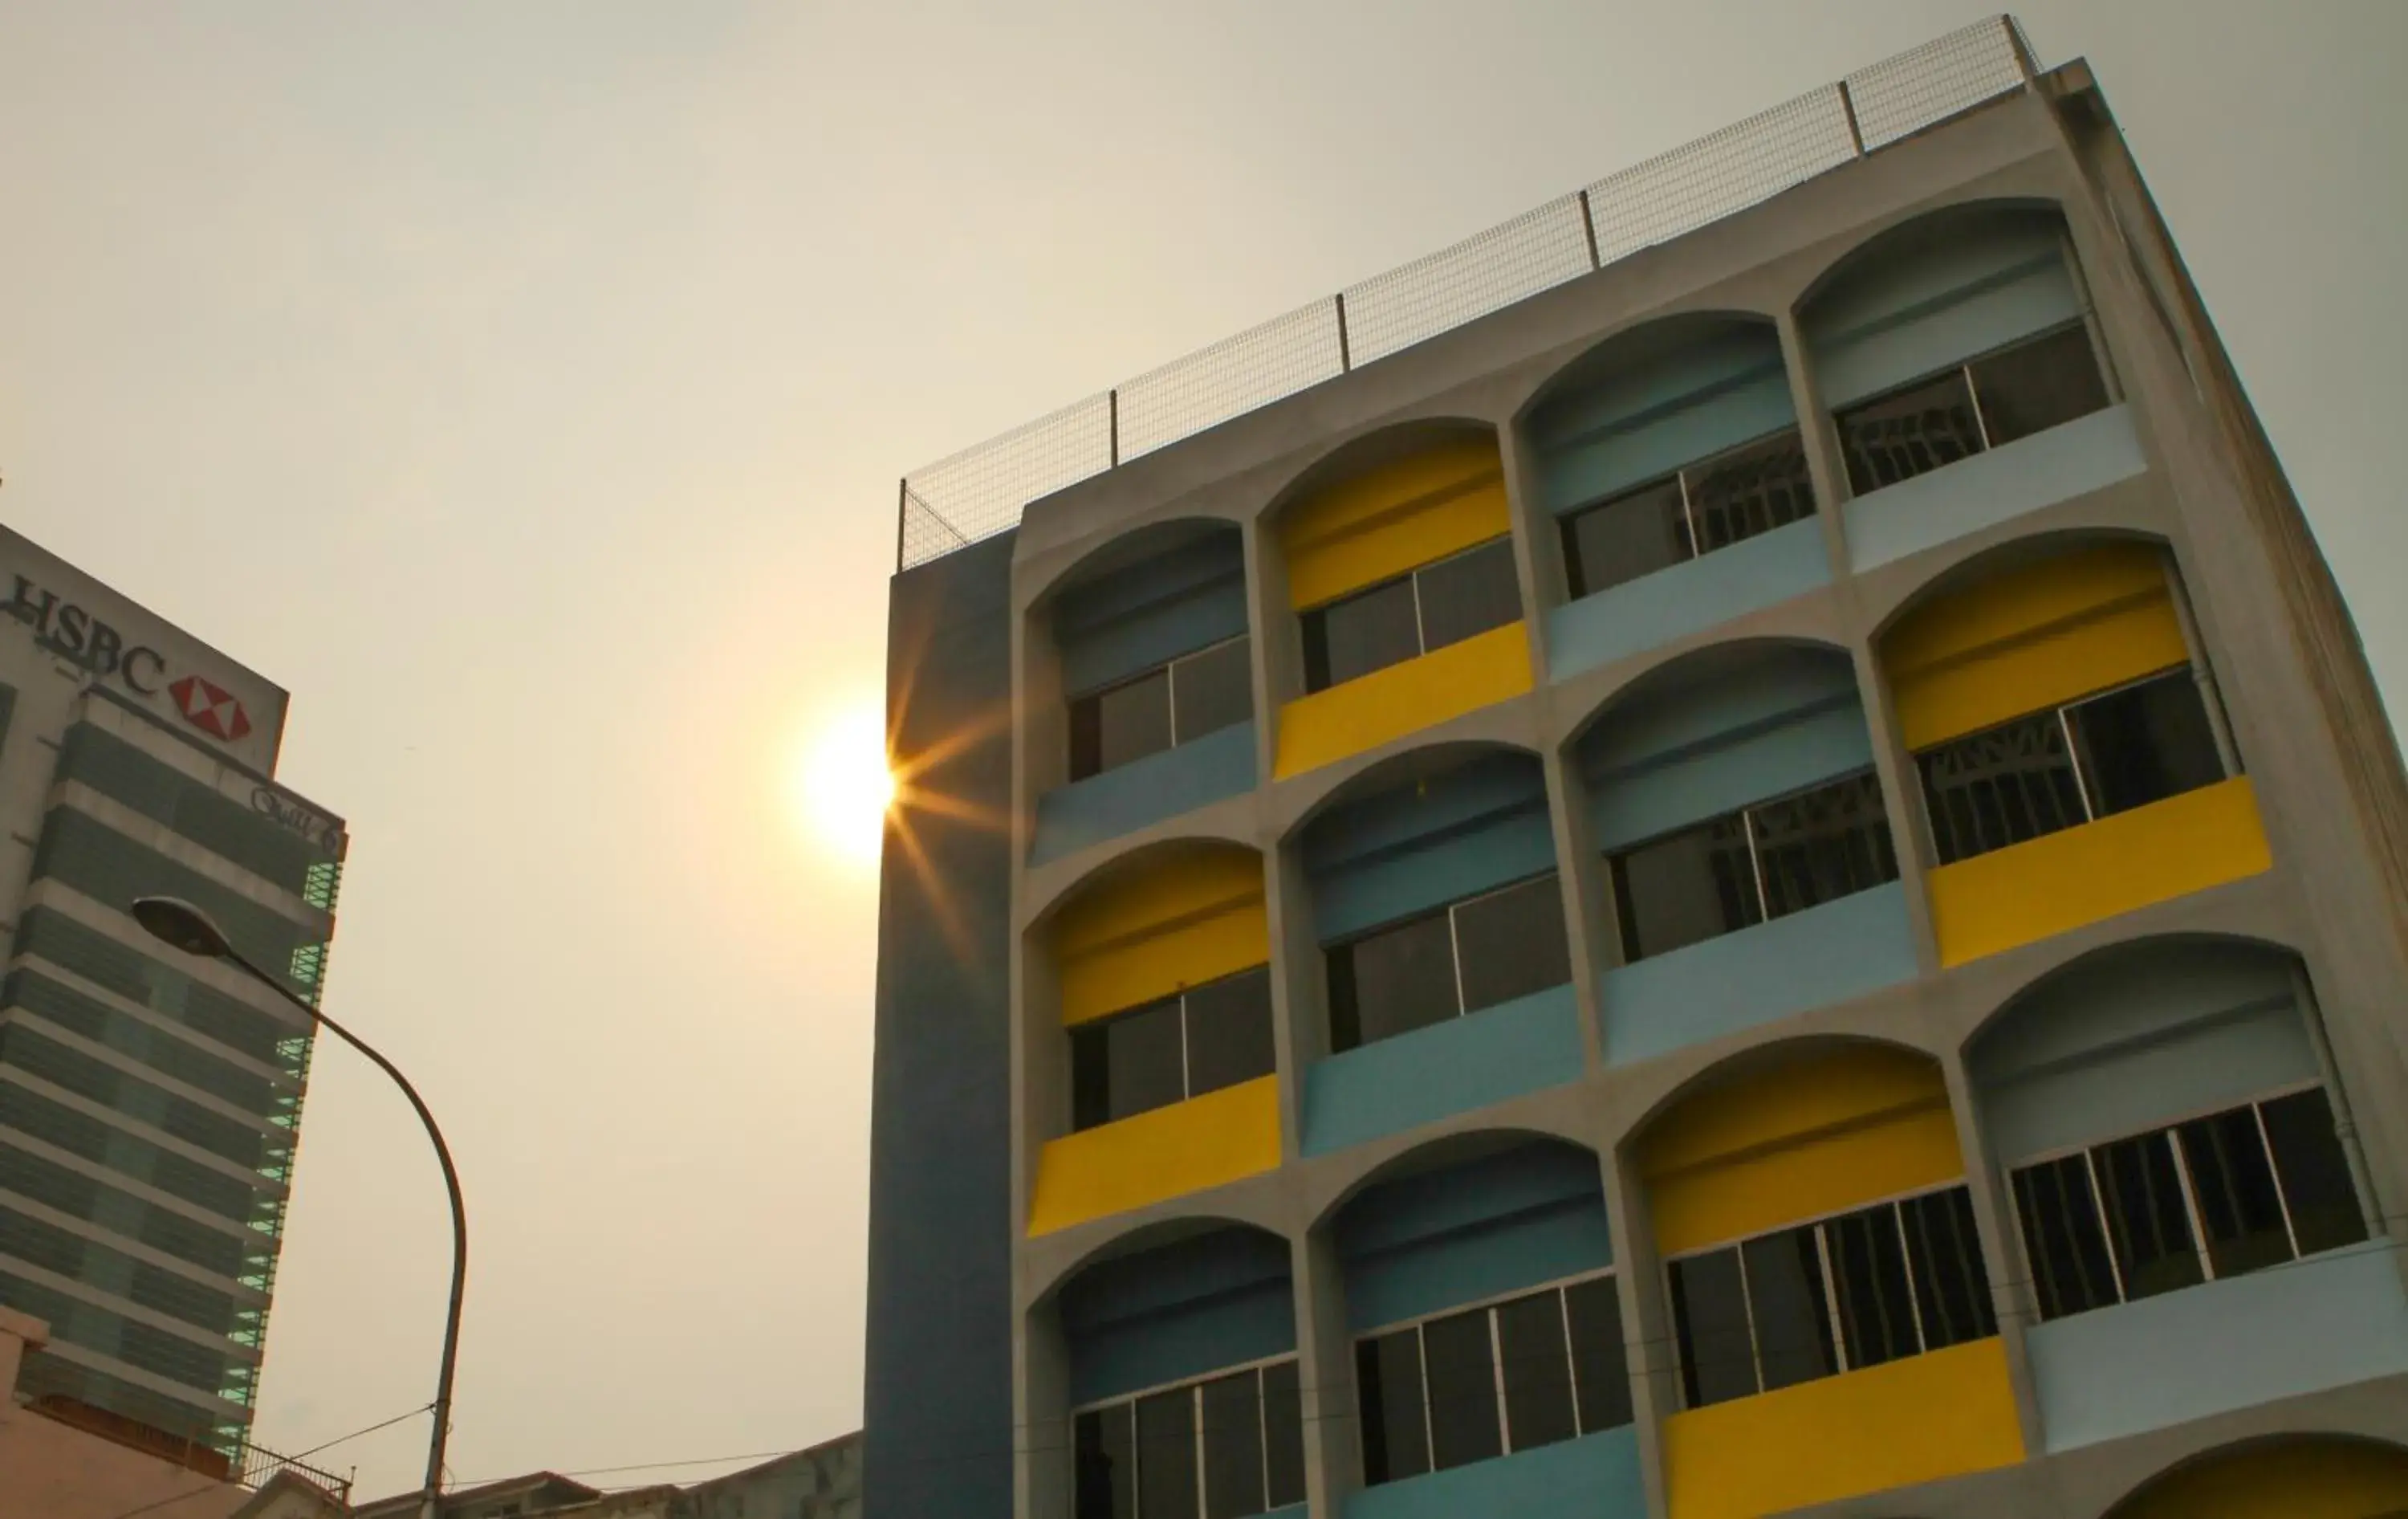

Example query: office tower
[867,18,2408,1517]
[0,524,342,1460]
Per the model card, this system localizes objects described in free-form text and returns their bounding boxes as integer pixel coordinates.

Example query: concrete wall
[0,1307,249,1519]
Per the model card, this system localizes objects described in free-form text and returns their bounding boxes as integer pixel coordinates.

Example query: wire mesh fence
[897,14,2037,571]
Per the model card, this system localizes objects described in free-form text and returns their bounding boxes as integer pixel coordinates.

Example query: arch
[1259,416,1499,536]
[1047,1217,1300,1414]
[2101,1434,2408,1519]
[1519,308,1782,430]
[1025,833,1264,938]
[1028,839,1283,1238]
[1028,515,1259,863]
[1029,1212,1286,1311]
[1569,641,1914,1066]
[1627,1038,2022,1519]
[1861,523,2170,648]
[1798,199,2116,514]
[1279,735,1541,844]
[1329,1132,1614,1334]
[1874,531,2266,969]
[1309,1125,1601,1236]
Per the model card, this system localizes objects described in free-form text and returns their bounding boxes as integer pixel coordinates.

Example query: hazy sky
[1,0,2402,1501]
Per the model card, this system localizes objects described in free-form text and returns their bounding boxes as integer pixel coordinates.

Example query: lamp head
[129,897,234,960]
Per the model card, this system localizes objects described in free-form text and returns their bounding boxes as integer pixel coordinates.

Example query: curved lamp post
[131,896,465,1519]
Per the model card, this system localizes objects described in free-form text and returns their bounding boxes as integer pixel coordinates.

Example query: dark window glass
[1611,816,1761,962]
[1421,1307,1503,1472]
[1495,1289,1577,1453]
[1261,1360,1306,1509]
[1743,1228,1837,1391]
[2065,671,2223,818]
[1070,999,1186,1131]
[1452,874,1572,1013]
[1563,478,1691,600]
[1669,1247,1757,1409]
[1076,1405,1135,1519]
[1184,969,1275,1099]
[1826,1204,1918,1371]
[1357,1330,1429,1485]
[1136,1387,1200,1519]
[1304,578,1420,692]
[1200,1370,1265,1519]
[1918,709,2089,865]
[1902,1187,1998,1348]
[1838,369,1986,495]
[2177,1107,2295,1279]
[2012,1155,2121,1320]
[1331,913,1459,1051]
[2261,1088,2369,1256]
[1564,1275,1632,1434]
[2093,1132,2204,1301]
[1749,772,1899,919]
[1076,670,1174,781]
[1416,539,1521,653]
[1970,324,2110,447]
[1686,429,1816,552]
[1173,638,1254,743]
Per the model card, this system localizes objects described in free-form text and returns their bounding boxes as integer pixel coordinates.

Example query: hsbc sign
[6,573,256,748]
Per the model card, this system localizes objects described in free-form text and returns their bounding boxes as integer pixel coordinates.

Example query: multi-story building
[865,18,2408,1519]
[0,523,343,1459]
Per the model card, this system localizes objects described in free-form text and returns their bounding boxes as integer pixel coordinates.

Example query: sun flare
[791,702,895,867]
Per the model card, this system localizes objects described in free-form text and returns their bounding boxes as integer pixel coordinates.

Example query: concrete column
[1540,739,1611,1073]
[1495,416,1560,688]
[1292,1224,1361,1516]
[1934,1038,2050,1460]
[1265,837,1322,1166]
[1592,1089,1676,1519]
[1018,1299,1072,1519]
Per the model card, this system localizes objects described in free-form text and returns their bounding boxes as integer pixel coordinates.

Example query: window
[1301,539,1519,692]
[2011,1087,2366,1323]
[1562,429,1816,599]
[1356,1273,1629,1487]
[1070,637,1254,781]
[1837,322,2110,495]
[1075,1359,1304,1519]
[1918,669,2224,866]
[1071,968,1275,1131]
[1669,1186,1994,1410]
[1609,771,1897,963]
[1327,874,1572,1053]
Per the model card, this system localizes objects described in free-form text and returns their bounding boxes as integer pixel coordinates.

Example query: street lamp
[130,896,466,1519]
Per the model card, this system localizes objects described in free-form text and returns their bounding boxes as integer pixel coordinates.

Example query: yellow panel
[2110,1438,2408,1519]
[1057,849,1268,1026]
[1929,776,2272,968]
[1640,1045,1963,1256]
[1027,1076,1281,1236]
[1283,437,1511,609]
[1886,540,2190,749]
[1272,622,1531,779]
[1662,1338,2024,1519]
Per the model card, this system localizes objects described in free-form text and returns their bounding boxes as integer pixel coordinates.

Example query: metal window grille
[897,15,2041,571]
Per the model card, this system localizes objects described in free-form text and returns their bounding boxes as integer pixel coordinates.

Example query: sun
[790,700,895,867]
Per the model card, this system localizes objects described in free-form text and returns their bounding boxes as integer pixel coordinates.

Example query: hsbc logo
[170,674,251,742]
[6,573,254,748]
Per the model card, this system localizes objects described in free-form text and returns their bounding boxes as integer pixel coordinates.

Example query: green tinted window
[55,724,344,902]
[3,970,287,1117]
[14,909,309,1075]
[31,808,330,1000]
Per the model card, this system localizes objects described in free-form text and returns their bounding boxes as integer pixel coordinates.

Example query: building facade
[0,524,343,1456]
[866,19,2408,1519]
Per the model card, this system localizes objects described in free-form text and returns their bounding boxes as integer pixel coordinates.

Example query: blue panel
[1031,722,1258,865]
[1810,215,2081,407]
[1344,1427,1647,1519]
[1601,884,1918,1066]
[1531,326,1796,515]
[1972,939,2313,1164]
[864,531,1017,1519]
[1845,405,2146,571]
[1580,646,1870,853]
[1303,985,1584,1157]
[1062,1228,1297,1407]
[1339,1142,1611,1333]
[2027,1240,2408,1452]
[1057,531,1248,695]
[1544,517,1830,686]
[1306,752,1555,943]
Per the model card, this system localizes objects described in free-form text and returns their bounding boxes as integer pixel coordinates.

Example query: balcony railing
[896,14,2039,572]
